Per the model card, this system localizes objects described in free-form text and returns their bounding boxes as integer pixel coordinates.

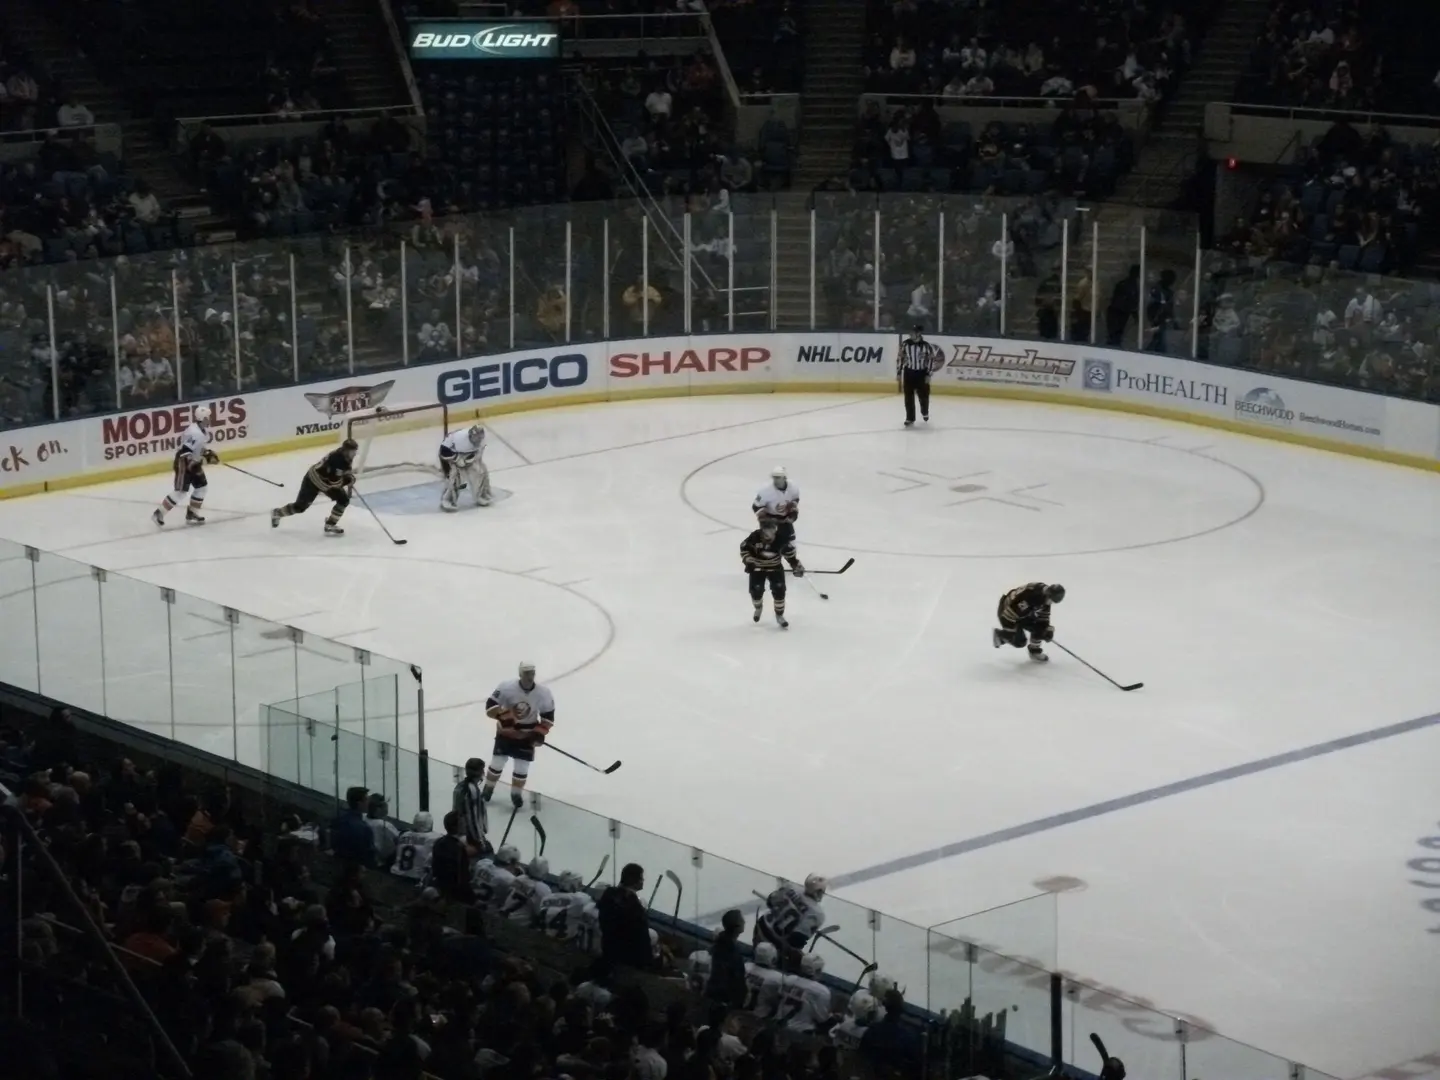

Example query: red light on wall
[1226,157,1239,170]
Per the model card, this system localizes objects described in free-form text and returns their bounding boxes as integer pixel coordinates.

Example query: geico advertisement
[436,352,589,405]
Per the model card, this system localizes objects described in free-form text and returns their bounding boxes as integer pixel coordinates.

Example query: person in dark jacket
[705,909,747,1006]
[1105,264,1141,346]
[598,862,652,969]
[330,786,376,866]
[429,811,473,903]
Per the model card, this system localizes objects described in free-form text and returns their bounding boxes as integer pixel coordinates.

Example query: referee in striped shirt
[453,757,489,854]
[898,324,939,426]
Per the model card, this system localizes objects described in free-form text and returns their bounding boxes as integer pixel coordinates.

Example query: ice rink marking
[828,709,1440,889]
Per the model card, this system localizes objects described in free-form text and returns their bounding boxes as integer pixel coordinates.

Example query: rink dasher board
[2,331,1437,498]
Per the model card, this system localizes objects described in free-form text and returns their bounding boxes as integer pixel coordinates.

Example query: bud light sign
[409,22,561,60]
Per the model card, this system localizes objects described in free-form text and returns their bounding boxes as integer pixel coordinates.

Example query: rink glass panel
[927,891,1058,973]
[0,539,39,692]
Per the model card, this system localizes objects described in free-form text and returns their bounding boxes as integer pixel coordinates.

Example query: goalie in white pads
[756,874,827,950]
[152,416,218,527]
[439,424,492,511]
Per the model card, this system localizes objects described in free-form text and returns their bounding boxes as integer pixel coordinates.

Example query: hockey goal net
[344,402,451,478]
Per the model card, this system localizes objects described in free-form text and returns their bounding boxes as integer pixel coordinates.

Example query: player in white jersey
[757,874,827,950]
[539,872,588,940]
[438,424,491,511]
[742,941,784,1017]
[500,857,553,924]
[471,844,521,911]
[152,416,218,527]
[483,662,556,808]
[831,991,880,1050]
[777,953,833,1033]
[390,813,443,882]
[844,972,895,1023]
[752,465,800,552]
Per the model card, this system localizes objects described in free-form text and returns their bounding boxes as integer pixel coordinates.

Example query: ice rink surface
[1,392,1438,1077]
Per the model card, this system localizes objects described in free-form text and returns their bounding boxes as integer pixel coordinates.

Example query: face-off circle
[683,426,1265,558]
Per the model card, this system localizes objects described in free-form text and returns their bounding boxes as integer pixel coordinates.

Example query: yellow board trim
[2,379,1435,500]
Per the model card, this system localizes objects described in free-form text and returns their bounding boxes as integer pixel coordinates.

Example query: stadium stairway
[316,0,414,110]
[774,0,867,328]
[1112,0,1273,210]
[4,0,231,242]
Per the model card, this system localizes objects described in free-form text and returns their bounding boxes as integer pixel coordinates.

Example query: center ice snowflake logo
[876,467,1064,511]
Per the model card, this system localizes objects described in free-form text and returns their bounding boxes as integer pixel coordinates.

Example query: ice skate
[1028,647,1048,663]
[324,522,344,536]
[903,419,914,427]
[476,493,492,507]
[151,508,165,528]
[185,509,206,526]
[775,611,789,629]
[271,508,281,528]
[752,602,762,623]
[992,628,1004,648]
[480,786,494,803]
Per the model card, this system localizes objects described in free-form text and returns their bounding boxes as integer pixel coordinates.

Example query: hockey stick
[855,961,879,994]
[786,558,854,576]
[647,876,665,909]
[1053,641,1143,691]
[665,868,683,921]
[546,743,621,774]
[531,815,546,856]
[586,854,610,889]
[499,805,520,847]
[814,929,872,966]
[350,487,408,545]
[807,923,842,951]
[220,461,284,488]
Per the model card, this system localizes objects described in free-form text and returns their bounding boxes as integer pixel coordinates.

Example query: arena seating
[710,0,804,95]
[0,33,58,133]
[1235,0,1440,113]
[46,0,341,122]
[0,705,973,1080]
[863,0,1206,103]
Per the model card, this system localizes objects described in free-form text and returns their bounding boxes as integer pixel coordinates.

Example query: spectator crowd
[865,0,1202,105]
[0,708,940,1080]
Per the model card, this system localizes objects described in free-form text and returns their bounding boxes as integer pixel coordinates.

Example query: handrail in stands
[378,0,425,117]
[0,789,192,1078]
[1224,101,1440,127]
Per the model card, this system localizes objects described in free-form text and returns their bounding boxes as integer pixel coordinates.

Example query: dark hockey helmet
[341,438,359,453]
[1044,583,1066,603]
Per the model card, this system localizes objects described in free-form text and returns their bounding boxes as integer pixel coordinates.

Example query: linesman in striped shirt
[897,325,942,427]
[453,757,490,854]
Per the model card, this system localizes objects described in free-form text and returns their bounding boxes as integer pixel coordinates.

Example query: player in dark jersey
[994,582,1065,661]
[271,439,358,536]
[741,520,805,629]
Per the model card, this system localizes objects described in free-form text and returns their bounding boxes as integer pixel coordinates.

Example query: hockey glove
[203,448,220,464]
[790,563,805,577]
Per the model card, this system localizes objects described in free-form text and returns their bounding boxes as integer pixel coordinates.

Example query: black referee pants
[902,368,930,423]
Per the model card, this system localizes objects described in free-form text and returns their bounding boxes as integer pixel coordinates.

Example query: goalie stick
[1054,641,1143,691]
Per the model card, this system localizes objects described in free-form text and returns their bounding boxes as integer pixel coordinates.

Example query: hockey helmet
[412,812,434,832]
[771,465,788,489]
[1044,583,1066,603]
[496,844,521,866]
[804,873,828,898]
[753,942,779,968]
[800,953,824,978]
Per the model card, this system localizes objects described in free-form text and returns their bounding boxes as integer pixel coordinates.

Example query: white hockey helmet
[527,857,550,880]
[869,973,896,998]
[496,844,521,867]
[688,951,712,976]
[849,992,880,1023]
[753,942,779,968]
[804,873,828,899]
[771,465,787,489]
[412,812,434,833]
[468,423,484,443]
[800,952,824,978]
[518,661,536,687]
[558,871,584,892]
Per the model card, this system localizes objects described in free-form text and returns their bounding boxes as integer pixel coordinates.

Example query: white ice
[0,392,1437,1079]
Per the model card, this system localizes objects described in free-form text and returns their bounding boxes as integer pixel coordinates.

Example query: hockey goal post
[344,401,451,478]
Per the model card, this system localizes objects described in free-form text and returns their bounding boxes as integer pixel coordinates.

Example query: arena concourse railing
[2,193,1434,433]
